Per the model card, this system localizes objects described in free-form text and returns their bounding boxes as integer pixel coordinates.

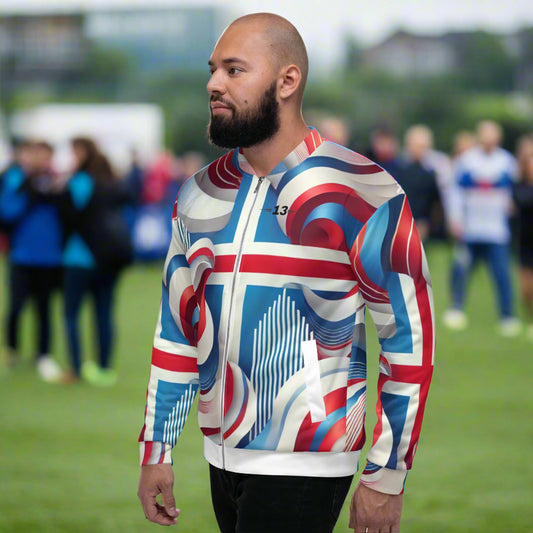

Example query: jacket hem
[204,437,361,478]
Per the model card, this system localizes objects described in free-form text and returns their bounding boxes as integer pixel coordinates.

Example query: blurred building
[359,28,533,90]
[0,6,223,90]
[509,28,533,90]
[362,30,457,77]
[0,13,87,85]
[85,8,220,73]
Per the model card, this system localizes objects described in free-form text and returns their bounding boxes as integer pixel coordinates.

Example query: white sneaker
[498,318,522,338]
[443,309,468,331]
[37,355,63,383]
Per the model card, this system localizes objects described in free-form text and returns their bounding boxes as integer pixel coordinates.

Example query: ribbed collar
[235,128,323,188]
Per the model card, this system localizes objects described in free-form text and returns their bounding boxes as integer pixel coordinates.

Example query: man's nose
[207,69,226,95]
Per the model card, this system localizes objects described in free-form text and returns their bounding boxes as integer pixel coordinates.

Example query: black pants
[63,267,118,376]
[6,263,61,357]
[209,465,353,533]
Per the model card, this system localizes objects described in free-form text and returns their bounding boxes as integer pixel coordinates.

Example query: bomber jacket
[139,129,435,494]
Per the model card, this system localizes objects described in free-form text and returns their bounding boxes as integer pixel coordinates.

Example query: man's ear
[278,64,302,100]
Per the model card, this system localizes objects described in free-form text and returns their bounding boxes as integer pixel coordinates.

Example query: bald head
[477,120,502,152]
[227,13,309,99]
[405,124,433,161]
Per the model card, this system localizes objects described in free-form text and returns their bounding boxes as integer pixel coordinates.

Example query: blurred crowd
[1,119,533,384]
[0,136,204,384]
[315,115,533,341]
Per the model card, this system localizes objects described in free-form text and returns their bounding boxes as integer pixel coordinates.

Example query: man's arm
[0,167,29,224]
[513,183,533,209]
[138,206,200,525]
[349,194,435,531]
[440,154,468,241]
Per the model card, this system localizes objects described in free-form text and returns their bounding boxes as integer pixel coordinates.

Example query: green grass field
[1,243,532,532]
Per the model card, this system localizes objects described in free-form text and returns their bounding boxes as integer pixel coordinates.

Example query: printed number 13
[273,205,289,215]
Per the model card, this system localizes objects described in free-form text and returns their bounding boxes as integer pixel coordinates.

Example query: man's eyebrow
[208,58,249,67]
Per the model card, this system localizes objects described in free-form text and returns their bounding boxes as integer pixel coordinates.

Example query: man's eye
[229,67,241,75]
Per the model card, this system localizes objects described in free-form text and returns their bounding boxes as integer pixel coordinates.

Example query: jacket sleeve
[138,202,200,465]
[0,168,29,224]
[350,193,435,494]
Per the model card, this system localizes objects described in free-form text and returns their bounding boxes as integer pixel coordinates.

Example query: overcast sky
[2,0,533,69]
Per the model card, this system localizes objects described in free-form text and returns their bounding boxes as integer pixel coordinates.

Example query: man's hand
[138,463,180,526]
[349,481,403,533]
[447,220,464,242]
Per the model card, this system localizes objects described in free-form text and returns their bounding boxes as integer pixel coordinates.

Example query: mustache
[210,95,236,111]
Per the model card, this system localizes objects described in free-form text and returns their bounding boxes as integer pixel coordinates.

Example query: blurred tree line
[3,27,532,156]
[330,28,533,152]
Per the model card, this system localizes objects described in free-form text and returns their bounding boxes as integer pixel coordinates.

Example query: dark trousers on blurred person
[6,263,61,359]
[209,465,353,533]
[450,241,513,318]
[63,266,118,377]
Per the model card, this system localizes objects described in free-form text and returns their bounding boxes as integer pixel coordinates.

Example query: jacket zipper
[219,175,265,468]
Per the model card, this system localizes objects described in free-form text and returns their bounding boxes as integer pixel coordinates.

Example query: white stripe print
[163,384,196,446]
[302,339,327,423]
[250,289,309,439]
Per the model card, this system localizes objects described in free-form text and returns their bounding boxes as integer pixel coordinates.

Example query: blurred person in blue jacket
[58,136,134,386]
[0,140,64,381]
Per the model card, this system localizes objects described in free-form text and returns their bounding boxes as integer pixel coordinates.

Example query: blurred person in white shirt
[443,120,520,336]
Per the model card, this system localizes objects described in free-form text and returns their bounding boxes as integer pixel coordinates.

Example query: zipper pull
[253,176,265,193]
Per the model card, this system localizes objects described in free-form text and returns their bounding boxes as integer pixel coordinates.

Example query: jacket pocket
[301,339,327,423]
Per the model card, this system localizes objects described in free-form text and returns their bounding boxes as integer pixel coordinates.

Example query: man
[138,13,434,533]
[368,127,402,178]
[443,120,520,335]
[396,125,440,241]
[403,125,455,238]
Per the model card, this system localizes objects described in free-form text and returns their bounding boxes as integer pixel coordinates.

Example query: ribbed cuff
[359,462,407,495]
[139,441,173,466]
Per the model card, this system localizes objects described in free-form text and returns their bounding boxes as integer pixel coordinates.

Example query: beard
[207,81,280,149]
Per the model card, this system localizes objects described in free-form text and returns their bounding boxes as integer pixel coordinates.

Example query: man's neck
[481,145,498,154]
[241,115,310,177]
